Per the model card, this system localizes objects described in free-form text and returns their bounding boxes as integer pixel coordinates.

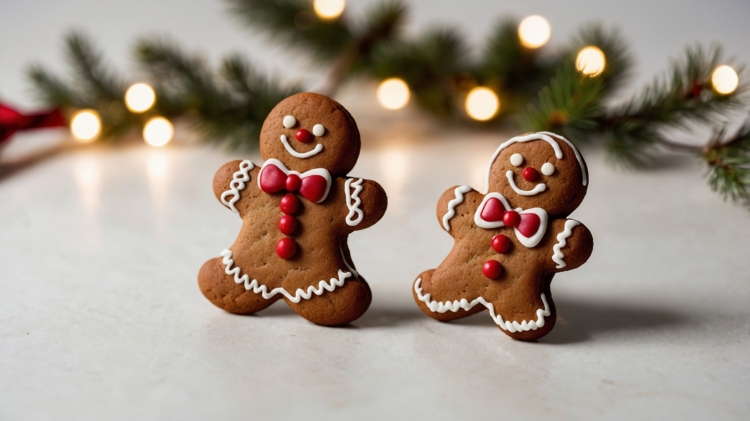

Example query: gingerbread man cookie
[199,92,387,326]
[412,132,594,340]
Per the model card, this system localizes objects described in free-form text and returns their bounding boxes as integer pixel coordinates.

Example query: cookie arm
[339,178,387,231]
[212,160,260,217]
[436,185,480,238]
[546,218,593,272]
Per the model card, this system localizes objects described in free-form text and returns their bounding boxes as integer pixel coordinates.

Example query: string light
[518,15,551,49]
[576,46,606,77]
[377,78,410,110]
[711,65,739,95]
[465,87,500,121]
[314,0,345,20]
[143,117,174,147]
[125,83,156,113]
[70,110,101,143]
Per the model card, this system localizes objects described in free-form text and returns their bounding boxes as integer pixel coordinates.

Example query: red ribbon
[258,160,332,203]
[0,102,66,144]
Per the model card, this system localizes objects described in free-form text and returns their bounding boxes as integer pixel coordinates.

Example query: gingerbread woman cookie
[412,132,593,340]
[199,92,387,326]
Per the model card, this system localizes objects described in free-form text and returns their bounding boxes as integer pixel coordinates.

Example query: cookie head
[260,92,360,176]
[486,132,588,217]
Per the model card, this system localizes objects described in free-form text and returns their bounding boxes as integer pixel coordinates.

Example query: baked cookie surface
[413,132,594,340]
[199,92,387,326]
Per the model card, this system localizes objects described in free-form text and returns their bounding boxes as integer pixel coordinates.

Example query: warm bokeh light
[314,0,345,20]
[711,65,739,95]
[465,87,500,121]
[70,110,101,143]
[377,78,410,110]
[125,83,156,113]
[518,15,551,49]
[143,117,174,147]
[576,46,606,77]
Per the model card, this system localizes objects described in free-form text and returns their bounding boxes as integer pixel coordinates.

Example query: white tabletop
[2,109,749,420]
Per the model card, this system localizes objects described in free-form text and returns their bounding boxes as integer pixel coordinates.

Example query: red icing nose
[522,167,538,181]
[295,129,312,143]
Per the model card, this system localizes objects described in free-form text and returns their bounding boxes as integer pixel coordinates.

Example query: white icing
[473,192,548,248]
[258,158,332,203]
[442,185,472,231]
[283,115,296,128]
[221,249,351,303]
[484,132,588,193]
[414,278,550,332]
[312,124,325,136]
[541,162,555,176]
[510,153,524,166]
[344,178,364,226]
[220,160,255,214]
[551,219,580,268]
[280,134,324,159]
[506,170,547,196]
[339,243,358,278]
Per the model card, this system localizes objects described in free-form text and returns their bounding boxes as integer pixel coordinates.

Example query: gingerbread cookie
[199,92,387,326]
[412,132,593,340]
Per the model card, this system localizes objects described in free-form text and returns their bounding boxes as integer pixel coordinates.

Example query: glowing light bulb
[711,65,739,95]
[143,117,173,147]
[314,0,345,20]
[465,87,500,121]
[125,83,156,113]
[576,46,606,77]
[70,110,101,143]
[377,78,410,110]
[518,15,551,49]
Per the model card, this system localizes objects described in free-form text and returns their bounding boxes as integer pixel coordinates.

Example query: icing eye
[312,124,325,136]
[541,162,555,176]
[282,115,296,128]
[509,153,524,167]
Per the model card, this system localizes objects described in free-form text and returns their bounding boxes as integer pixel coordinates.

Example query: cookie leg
[198,257,280,315]
[286,276,372,326]
[413,269,484,322]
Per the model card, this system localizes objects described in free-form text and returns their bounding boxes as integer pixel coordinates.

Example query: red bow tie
[258,159,332,203]
[473,193,548,248]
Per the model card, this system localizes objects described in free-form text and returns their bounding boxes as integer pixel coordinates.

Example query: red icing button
[285,174,301,192]
[278,215,298,235]
[491,234,511,254]
[276,237,297,259]
[295,128,312,143]
[482,260,503,279]
[279,193,300,215]
[522,167,538,181]
[503,210,520,227]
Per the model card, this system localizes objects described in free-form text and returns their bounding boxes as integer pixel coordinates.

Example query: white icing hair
[485,131,588,193]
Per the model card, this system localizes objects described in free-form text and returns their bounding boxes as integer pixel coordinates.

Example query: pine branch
[518,64,606,140]
[27,31,135,140]
[704,122,750,203]
[226,0,353,62]
[135,38,301,151]
[570,24,633,93]
[373,27,470,119]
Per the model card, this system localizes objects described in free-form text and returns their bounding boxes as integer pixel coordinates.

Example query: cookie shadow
[451,296,689,344]
[354,305,425,328]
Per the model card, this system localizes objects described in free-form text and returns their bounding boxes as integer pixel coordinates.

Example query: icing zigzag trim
[221,249,351,303]
[551,220,580,268]
[442,185,472,231]
[344,178,364,226]
[414,278,550,333]
[220,160,254,214]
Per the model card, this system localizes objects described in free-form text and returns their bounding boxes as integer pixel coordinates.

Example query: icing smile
[280,134,323,159]
[506,170,546,196]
